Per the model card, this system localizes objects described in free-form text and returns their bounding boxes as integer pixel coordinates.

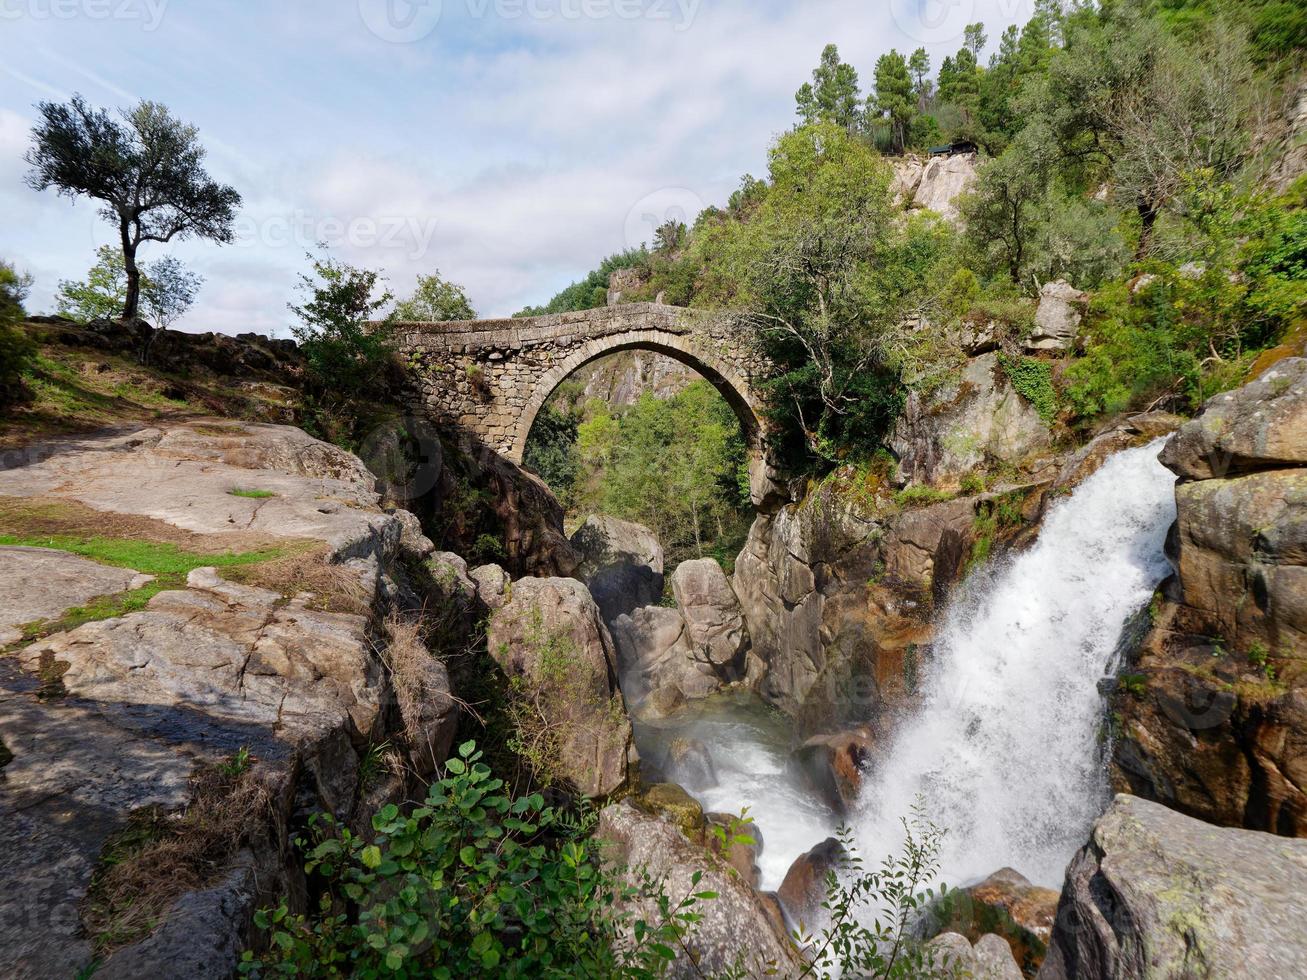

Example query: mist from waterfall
[849,439,1177,888]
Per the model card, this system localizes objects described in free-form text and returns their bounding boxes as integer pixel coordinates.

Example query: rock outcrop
[1027,280,1088,352]
[670,558,749,672]
[910,153,978,221]
[930,932,1025,979]
[921,866,1061,977]
[486,576,632,796]
[732,470,1042,731]
[0,420,438,979]
[598,800,803,977]
[891,351,1052,487]
[571,513,664,621]
[1111,359,1307,835]
[609,557,757,717]
[1039,794,1307,979]
[776,836,843,929]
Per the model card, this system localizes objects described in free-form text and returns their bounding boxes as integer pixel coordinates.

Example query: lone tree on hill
[25,95,240,321]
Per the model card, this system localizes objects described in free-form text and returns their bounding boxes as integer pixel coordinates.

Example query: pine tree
[795,44,863,132]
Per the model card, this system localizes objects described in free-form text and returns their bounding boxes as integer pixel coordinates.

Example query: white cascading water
[849,439,1177,888]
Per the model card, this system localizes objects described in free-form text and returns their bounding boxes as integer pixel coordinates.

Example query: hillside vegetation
[520,0,1306,476]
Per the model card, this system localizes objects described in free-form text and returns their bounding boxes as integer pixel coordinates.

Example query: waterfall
[850,439,1177,888]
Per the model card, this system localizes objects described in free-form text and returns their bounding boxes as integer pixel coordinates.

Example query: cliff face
[0,420,454,979]
[1111,358,1307,836]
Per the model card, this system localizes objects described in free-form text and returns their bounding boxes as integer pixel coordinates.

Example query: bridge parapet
[399,301,767,465]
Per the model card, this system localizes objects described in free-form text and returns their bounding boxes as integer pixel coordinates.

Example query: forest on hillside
[520,0,1306,499]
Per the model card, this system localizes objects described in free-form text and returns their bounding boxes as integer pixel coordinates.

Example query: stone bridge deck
[396,304,771,480]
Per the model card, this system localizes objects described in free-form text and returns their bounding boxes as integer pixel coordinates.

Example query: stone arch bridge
[396,303,780,502]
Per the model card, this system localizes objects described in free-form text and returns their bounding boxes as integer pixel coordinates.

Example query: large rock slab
[1113,364,1307,834]
[0,420,416,978]
[1160,357,1307,480]
[911,152,978,221]
[670,558,749,671]
[0,546,150,645]
[0,420,396,558]
[1026,280,1087,352]
[486,576,632,796]
[570,514,664,622]
[597,800,803,977]
[1039,795,1307,979]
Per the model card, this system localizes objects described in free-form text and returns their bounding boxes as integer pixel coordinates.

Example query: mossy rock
[639,782,705,838]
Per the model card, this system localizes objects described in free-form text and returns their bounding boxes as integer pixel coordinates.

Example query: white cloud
[0,0,1033,329]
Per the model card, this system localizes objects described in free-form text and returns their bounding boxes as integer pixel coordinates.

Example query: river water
[638,438,1177,893]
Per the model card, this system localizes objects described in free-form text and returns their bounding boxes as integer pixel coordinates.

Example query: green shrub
[239,741,712,978]
[0,260,35,406]
[998,353,1058,423]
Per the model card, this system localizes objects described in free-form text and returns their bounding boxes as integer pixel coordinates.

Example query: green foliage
[894,485,953,509]
[240,741,713,978]
[515,248,648,317]
[289,249,396,427]
[998,353,1058,423]
[1120,673,1148,699]
[140,254,203,331]
[394,271,476,322]
[26,95,241,320]
[228,488,277,499]
[523,403,580,504]
[712,123,938,466]
[57,245,130,321]
[571,382,750,563]
[0,532,286,575]
[795,44,863,132]
[1247,641,1277,681]
[870,50,914,154]
[0,260,36,406]
[792,802,946,979]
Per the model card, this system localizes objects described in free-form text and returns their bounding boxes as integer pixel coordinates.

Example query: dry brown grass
[224,548,373,616]
[83,755,272,954]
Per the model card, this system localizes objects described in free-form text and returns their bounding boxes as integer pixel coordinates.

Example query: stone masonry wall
[395,303,769,463]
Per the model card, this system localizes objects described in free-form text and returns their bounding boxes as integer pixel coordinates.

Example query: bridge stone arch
[396,303,781,503]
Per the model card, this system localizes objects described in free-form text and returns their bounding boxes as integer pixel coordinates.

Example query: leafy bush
[289,250,397,434]
[0,260,36,406]
[794,802,947,978]
[239,741,712,978]
[998,353,1057,423]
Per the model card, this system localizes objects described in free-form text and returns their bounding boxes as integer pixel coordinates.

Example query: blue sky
[0,0,1034,333]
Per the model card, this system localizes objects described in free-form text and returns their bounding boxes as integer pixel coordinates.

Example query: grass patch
[11,580,170,649]
[0,533,286,575]
[227,488,276,499]
[894,484,954,508]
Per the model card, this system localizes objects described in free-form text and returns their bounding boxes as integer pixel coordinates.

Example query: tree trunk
[1135,198,1159,260]
[121,229,141,321]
